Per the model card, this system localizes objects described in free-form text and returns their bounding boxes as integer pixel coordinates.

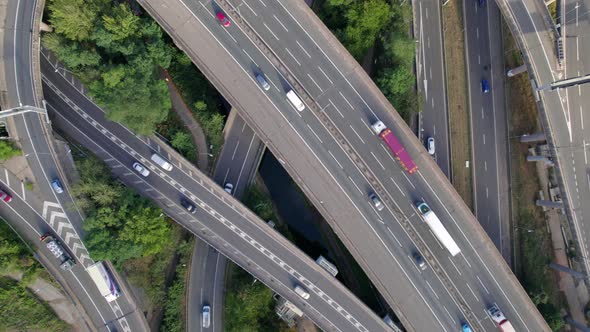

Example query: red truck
[371,120,418,174]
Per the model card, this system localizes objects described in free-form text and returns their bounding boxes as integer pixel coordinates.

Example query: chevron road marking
[56,221,73,235]
[72,242,84,254]
[49,211,67,227]
[64,231,75,244]
[42,201,61,219]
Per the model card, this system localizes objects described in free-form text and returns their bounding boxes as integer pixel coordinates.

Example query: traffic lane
[412,171,549,331]
[188,239,211,332]
[46,82,391,332]
[184,0,512,326]
[4,0,36,108]
[214,121,260,198]
[141,0,516,326]
[419,0,451,177]
[154,0,552,328]
[175,0,536,330]
[201,247,222,331]
[0,186,126,331]
[20,111,89,235]
[44,35,458,330]
[220,0,344,95]
[503,0,558,84]
[367,208,469,329]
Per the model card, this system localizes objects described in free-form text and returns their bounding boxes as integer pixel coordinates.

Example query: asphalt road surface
[41,53,392,332]
[187,111,265,332]
[2,0,145,330]
[463,0,511,264]
[498,0,590,276]
[0,168,145,332]
[415,0,451,178]
[137,0,549,330]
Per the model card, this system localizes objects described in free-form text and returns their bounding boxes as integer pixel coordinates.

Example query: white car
[294,285,310,299]
[132,162,150,177]
[224,183,234,194]
[427,137,435,155]
[369,192,384,211]
[202,305,210,328]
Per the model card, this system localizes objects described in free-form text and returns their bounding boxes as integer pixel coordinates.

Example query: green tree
[171,132,194,154]
[47,0,108,41]
[342,0,391,59]
[120,205,171,256]
[0,141,21,161]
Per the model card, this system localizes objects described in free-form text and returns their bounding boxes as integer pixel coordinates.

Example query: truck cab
[370,120,387,135]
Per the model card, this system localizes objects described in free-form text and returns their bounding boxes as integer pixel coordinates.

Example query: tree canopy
[44,0,174,134]
[72,155,171,266]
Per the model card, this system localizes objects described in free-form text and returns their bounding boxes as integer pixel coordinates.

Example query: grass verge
[442,0,473,209]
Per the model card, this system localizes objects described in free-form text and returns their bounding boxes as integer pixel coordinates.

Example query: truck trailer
[40,233,76,271]
[416,202,461,256]
[371,120,418,174]
[87,261,120,302]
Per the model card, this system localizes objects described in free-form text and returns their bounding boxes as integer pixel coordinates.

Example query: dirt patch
[442,0,473,209]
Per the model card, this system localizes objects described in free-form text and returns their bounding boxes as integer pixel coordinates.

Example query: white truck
[487,305,516,332]
[40,233,76,271]
[416,202,461,256]
[87,261,120,302]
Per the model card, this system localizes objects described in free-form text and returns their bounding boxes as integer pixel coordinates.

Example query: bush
[0,221,39,280]
[168,52,225,154]
[0,141,21,161]
[224,265,290,332]
[0,277,69,331]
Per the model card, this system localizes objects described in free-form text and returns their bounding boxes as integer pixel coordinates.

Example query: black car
[181,199,197,214]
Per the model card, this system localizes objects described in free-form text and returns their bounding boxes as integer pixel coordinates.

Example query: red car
[216,12,231,27]
[0,189,12,203]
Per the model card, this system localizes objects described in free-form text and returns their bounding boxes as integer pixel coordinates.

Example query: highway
[138,0,549,330]
[497,0,590,277]
[0,167,144,332]
[1,0,145,330]
[562,0,590,276]
[463,0,511,263]
[40,52,392,331]
[187,111,264,332]
[415,0,451,177]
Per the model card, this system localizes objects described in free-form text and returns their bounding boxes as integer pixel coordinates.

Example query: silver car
[369,192,384,211]
[132,162,150,177]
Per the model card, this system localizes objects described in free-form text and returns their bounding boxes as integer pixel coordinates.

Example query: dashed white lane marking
[263,22,278,40]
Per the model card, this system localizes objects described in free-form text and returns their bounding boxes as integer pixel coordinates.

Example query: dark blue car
[481,79,490,93]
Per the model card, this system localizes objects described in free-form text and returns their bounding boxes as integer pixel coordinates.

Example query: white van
[294,285,310,299]
[286,90,305,111]
[151,153,173,171]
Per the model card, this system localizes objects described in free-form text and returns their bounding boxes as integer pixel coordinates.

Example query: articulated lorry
[416,202,461,256]
[371,120,418,174]
[487,305,516,332]
[87,261,120,302]
[40,233,76,271]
